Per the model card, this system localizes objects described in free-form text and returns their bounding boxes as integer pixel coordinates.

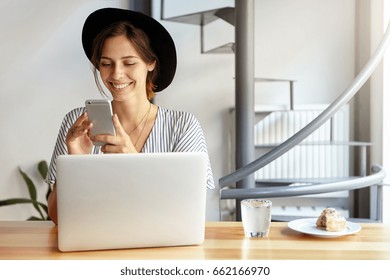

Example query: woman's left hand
[93,114,138,154]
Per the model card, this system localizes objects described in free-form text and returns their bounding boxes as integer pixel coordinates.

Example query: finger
[112,114,125,136]
[101,141,124,153]
[81,120,93,133]
[101,142,132,154]
[74,112,89,126]
[92,134,116,145]
[69,127,89,139]
[68,113,90,137]
[101,144,113,154]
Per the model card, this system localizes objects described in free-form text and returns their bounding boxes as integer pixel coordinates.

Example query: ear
[147,60,156,72]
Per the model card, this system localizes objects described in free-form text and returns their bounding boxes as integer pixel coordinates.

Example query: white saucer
[288,218,361,238]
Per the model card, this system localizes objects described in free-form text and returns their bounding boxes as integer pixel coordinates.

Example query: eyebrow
[100,56,138,60]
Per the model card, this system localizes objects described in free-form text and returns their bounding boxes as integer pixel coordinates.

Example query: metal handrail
[221,165,385,200]
[219,19,390,189]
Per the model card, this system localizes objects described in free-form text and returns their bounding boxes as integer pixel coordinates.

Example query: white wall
[382,0,390,223]
[0,0,356,221]
[368,0,390,223]
[0,0,130,220]
[253,0,355,106]
[354,0,390,222]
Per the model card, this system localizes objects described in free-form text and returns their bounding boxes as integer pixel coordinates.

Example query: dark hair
[90,21,159,100]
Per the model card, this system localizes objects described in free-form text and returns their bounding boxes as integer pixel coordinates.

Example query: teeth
[112,83,130,89]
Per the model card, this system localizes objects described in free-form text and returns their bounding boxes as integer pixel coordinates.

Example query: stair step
[255,77,297,83]
[204,42,235,54]
[163,7,234,26]
[255,177,359,186]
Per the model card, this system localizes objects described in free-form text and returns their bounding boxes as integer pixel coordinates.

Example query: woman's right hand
[66,112,94,154]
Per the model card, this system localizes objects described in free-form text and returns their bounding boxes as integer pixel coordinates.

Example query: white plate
[288,218,361,238]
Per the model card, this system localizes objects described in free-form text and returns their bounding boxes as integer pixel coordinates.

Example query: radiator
[223,105,351,221]
[254,105,350,180]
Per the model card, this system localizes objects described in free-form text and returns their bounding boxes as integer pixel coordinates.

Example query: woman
[47,8,215,224]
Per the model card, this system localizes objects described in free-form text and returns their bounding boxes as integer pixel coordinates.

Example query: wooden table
[1,221,389,260]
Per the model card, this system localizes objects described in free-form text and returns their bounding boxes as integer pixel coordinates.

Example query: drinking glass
[241,199,272,237]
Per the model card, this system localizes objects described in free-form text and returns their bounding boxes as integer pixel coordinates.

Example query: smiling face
[99,35,155,102]
[90,21,159,100]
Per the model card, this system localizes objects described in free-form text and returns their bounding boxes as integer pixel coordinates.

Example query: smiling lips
[112,83,130,89]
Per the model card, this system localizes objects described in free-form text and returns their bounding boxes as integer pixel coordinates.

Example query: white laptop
[56,152,207,252]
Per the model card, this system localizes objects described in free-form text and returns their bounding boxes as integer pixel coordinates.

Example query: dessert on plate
[316,208,347,232]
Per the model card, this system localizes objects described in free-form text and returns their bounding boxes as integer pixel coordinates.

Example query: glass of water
[241,199,272,237]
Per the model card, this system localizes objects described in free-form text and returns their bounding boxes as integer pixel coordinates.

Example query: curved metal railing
[221,165,385,199]
[219,20,390,189]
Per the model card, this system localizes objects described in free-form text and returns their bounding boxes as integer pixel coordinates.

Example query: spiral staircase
[159,0,389,222]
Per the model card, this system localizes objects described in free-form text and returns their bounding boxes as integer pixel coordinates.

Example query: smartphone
[85,99,116,146]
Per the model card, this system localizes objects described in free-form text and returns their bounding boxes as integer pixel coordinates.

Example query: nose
[111,64,124,80]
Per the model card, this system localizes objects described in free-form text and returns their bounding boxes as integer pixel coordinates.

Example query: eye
[100,62,112,67]
[124,61,136,66]
[99,59,112,67]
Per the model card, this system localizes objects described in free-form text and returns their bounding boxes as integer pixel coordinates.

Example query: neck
[112,98,151,129]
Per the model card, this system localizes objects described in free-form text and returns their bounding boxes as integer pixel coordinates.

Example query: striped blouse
[47,106,215,189]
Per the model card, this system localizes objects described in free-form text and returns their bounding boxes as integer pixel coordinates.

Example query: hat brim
[82,8,177,92]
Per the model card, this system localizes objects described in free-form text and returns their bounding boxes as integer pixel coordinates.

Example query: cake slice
[316,208,347,232]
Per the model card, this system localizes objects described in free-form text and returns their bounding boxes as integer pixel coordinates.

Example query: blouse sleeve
[46,107,85,185]
[172,112,215,189]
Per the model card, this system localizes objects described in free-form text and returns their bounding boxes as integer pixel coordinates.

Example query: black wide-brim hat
[82,8,177,92]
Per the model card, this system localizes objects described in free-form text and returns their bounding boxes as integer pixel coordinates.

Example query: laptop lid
[56,152,207,252]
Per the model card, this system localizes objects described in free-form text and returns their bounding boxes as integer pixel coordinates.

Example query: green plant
[0,160,51,220]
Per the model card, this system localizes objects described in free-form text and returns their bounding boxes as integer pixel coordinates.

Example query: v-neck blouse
[47,106,215,189]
